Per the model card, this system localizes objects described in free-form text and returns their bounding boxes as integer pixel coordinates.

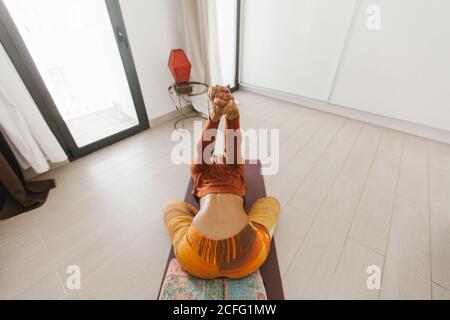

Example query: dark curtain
[0,129,55,219]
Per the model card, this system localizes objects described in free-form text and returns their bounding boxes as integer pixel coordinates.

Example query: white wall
[119,0,180,120]
[241,0,357,101]
[241,0,450,134]
[330,0,450,132]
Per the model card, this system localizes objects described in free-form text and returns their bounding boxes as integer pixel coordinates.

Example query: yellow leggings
[163,197,280,279]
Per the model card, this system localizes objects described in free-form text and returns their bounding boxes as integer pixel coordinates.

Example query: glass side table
[168,81,210,129]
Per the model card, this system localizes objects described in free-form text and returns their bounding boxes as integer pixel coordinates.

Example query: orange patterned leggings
[163,197,280,279]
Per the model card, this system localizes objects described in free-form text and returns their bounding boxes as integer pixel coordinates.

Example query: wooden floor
[1,91,449,300]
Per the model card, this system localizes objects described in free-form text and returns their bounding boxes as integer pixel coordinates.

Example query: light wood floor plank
[378,129,404,156]
[297,116,344,163]
[266,157,315,208]
[380,198,431,299]
[349,151,401,254]
[274,205,314,276]
[429,166,450,289]
[284,175,363,299]
[429,141,450,172]
[340,125,382,181]
[335,119,364,142]
[327,238,384,300]
[0,232,43,272]
[0,244,60,299]
[432,283,450,300]
[12,270,66,300]
[53,193,159,292]
[277,112,328,167]
[289,138,354,216]
[278,109,316,144]
[67,219,169,299]
[396,136,429,207]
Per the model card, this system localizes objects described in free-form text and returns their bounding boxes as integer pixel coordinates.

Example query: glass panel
[4,0,139,147]
[214,0,237,88]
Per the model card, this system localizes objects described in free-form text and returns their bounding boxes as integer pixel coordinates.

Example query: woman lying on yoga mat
[163,85,280,279]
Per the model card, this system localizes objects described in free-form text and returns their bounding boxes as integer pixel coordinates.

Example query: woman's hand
[223,98,239,121]
[208,85,228,122]
[208,85,239,122]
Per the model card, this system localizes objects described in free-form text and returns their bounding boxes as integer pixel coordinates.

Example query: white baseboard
[149,105,193,128]
[240,83,450,145]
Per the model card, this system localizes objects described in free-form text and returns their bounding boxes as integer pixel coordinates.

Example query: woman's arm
[192,86,231,171]
[224,99,244,166]
[192,118,219,168]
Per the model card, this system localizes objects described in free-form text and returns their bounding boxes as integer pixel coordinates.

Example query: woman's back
[193,193,249,240]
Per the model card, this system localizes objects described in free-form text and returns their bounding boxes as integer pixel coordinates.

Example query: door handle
[116,26,129,49]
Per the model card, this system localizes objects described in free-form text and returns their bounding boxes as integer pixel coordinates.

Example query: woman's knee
[251,196,281,216]
[163,200,186,212]
[267,196,281,220]
[264,196,281,209]
[248,196,281,233]
[163,200,197,225]
[163,201,186,222]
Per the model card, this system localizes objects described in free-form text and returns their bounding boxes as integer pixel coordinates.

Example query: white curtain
[175,0,223,85]
[0,42,67,174]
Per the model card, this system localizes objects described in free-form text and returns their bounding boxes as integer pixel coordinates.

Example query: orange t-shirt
[190,117,247,198]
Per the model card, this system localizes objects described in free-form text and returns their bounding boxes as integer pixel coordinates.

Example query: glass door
[213,0,240,91]
[0,0,148,159]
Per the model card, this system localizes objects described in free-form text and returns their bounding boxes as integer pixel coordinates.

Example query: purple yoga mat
[158,160,284,300]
